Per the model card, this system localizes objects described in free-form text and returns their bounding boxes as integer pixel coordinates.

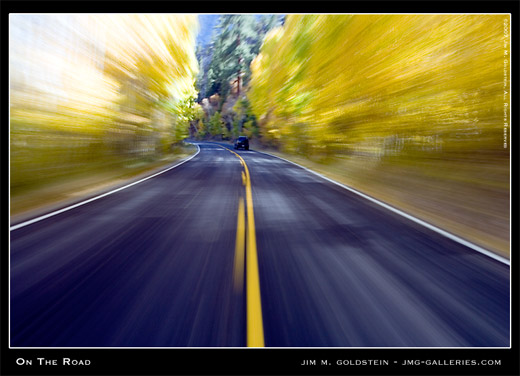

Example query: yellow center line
[225,147,265,348]
[233,198,245,293]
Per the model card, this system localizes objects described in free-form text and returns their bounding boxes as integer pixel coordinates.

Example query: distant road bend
[10,142,509,347]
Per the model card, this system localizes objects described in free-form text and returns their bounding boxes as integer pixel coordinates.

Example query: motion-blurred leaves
[10,14,198,191]
[250,15,508,160]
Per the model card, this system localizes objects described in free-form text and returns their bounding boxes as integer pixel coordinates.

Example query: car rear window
[238,137,247,141]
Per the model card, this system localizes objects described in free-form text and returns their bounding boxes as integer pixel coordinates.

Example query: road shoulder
[10,144,198,227]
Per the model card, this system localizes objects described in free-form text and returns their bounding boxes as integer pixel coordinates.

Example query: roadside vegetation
[194,15,510,256]
[10,15,199,217]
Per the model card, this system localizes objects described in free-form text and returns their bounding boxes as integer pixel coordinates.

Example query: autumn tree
[249,15,507,158]
[10,14,199,191]
[103,15,198,156]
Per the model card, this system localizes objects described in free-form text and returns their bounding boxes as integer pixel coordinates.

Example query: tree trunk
[237,70,241,96]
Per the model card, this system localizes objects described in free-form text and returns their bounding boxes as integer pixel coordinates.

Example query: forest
[194,15,507,159]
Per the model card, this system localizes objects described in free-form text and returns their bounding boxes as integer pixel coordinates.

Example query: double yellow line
[226,147,265,348]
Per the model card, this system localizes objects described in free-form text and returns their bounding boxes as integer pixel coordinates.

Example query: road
[9,142,510,347]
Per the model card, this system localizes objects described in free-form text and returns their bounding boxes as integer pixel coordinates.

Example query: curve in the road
[9,142,509,347]
[224,147,265,347]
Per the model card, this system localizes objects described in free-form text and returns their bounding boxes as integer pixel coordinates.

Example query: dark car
[234,136,249,150]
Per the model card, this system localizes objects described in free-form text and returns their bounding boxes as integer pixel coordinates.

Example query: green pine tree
[204,15,282,100]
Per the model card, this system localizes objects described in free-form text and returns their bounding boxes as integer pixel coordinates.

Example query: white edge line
[7,142,511,349]
[253,150,510,266]
[9,144,200,232]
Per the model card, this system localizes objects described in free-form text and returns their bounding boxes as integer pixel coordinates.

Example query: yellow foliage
[249,15,509,157]
[10,15,199,189]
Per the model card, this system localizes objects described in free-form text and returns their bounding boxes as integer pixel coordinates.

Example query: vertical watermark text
[503,17,510,149]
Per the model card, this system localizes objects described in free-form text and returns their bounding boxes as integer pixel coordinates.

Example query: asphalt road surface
[10,142,510,347]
